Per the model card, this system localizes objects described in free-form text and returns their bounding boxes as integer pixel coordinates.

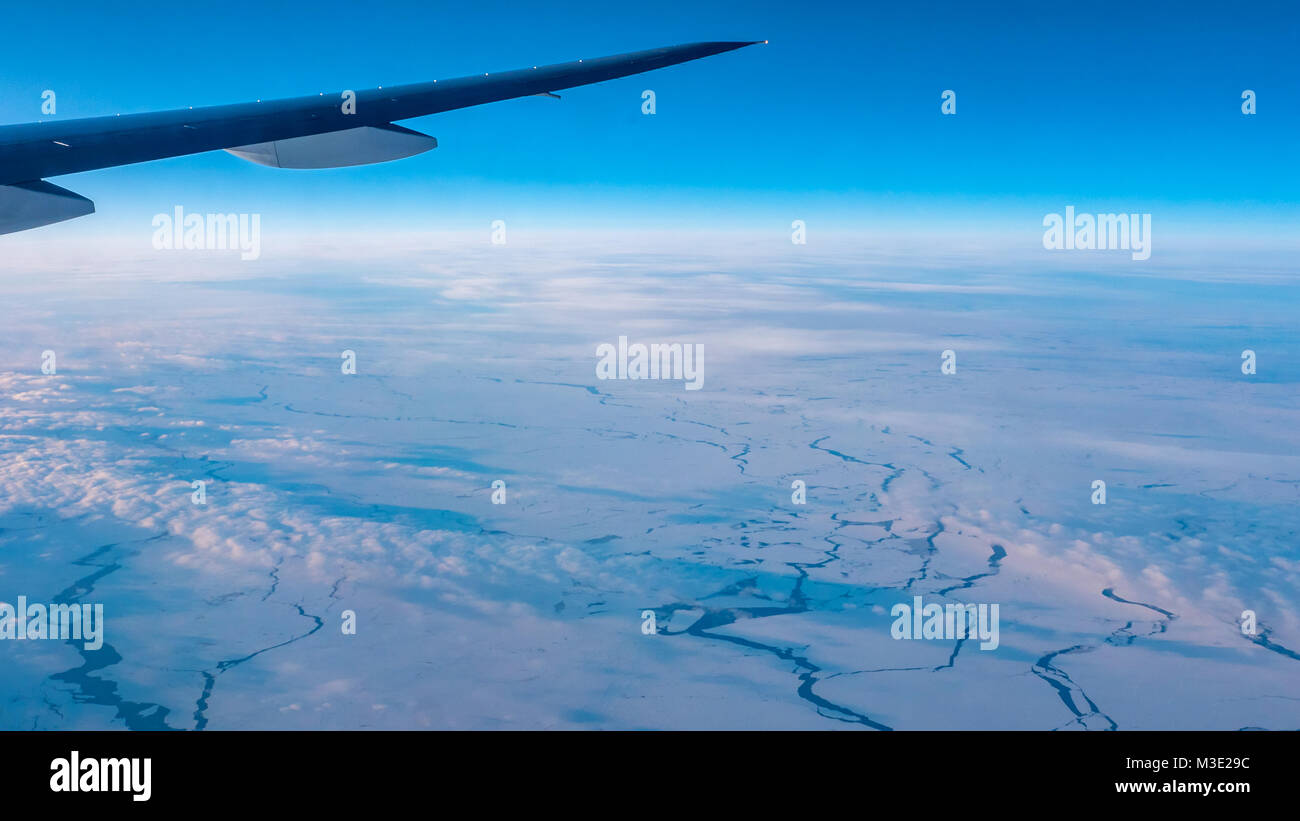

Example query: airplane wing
[0,40,762,234]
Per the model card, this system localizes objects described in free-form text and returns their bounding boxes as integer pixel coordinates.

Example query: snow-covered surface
[1,233,1296,729]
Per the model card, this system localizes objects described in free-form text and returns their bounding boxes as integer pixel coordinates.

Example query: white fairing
[224,123,437,168]
[0,179,95,235]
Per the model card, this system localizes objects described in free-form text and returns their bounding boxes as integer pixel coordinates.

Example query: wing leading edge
[0,40,761,233]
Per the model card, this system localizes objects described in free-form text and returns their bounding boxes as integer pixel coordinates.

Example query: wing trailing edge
[0,180,95,235]
[225,123,437,169]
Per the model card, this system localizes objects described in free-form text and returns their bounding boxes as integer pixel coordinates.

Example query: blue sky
[1,0,1297,236]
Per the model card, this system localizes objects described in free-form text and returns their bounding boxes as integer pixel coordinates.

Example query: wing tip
[676,40,767,58]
